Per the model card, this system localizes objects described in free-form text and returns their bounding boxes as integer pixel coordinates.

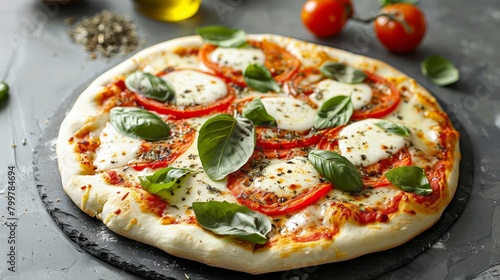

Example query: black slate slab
[34,82,474,280]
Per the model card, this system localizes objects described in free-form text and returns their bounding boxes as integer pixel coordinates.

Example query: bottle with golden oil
[133,0,202,22]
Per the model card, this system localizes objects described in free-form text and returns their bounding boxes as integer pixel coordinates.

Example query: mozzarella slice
[162,70,227,106]
[385,94,440,152]
[209,46,266,71]
[94,123,142,171]
[282,205,322,234]
[252,156,322,197]
[261,97,316,131]
[338,119,406,166]
[309,79,373,110]
[142,52,200,74]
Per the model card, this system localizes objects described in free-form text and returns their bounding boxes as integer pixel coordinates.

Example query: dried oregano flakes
[68,10,143,59]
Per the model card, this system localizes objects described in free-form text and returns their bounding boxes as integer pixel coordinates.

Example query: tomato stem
[351,12,413,34]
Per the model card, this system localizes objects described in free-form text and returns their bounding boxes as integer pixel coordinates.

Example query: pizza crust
[57,34,460,274]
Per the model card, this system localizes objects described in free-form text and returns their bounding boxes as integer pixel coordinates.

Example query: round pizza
[56,26,460,274]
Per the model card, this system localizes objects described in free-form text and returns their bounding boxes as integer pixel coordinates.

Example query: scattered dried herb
[69,10,142,59]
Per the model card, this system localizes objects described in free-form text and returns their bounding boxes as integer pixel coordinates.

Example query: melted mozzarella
[142,52,200,74]
[94,123,142,171]
[162,70,227,106]
[261,97,316,131]
[282,205,323,234]
[385,94,440,153]
[309,80,373,110]
[338,119,406,166]
[209,46,266,71]
[252,156,322,197]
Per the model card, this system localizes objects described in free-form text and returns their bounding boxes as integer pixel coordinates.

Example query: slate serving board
[34,81,474,280]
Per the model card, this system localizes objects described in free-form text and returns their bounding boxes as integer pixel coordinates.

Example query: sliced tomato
[353,71,401,119]
[133,70,236,119]
[129,121,195,171]
[227,149,332,216]
[260,147,308,160]
[288,67,322,96]
[317,125,412,187]
[227,173,332,216]
[135,92,235,119]
[289,67,401,119]
[361,148,412,187]
[230,96,321,149]
[256,127,321,149]
[199,40,301,87]
[316,125,344,151]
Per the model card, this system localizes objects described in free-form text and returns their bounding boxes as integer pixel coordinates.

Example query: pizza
[56,26,460,275]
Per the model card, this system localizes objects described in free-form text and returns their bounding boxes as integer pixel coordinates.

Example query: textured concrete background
[0,0,499,279]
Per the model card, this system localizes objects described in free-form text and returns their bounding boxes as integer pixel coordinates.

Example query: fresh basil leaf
[139,167,194,199]
[379,0,418,7]
[319,62,367,84]
[198,114,255,180]
[308,149,363,192]
[314,95,353,130]
[243,64,281,93]
[375,121,411,137]
[0,81,9,102]
[110,107,170,141]
[385,166,432,195]
[125,71,174,102]
[196,25,247,48]
[421,56,459,86]
[242,98,277,127]
[192,201,271,244]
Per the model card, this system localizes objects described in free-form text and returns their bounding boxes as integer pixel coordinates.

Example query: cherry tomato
[374,3,426,53]
[301,0,353,37]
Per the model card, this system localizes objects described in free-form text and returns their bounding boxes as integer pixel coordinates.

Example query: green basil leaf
[110,107,170,141]
[385,166,432,195]
[243,64,281,93]
[319,62,367,84]
[379,0,418,7]
[0,81,9,102]
[375,121,411,137]
[192,201,271,244]
[198,114,255,180]
[421,56,459,86]
[196,25,247,48]
[314,95,353,130]
[139,167,194,199]
[308,149,363,192]
[125,71,175,102]
[242,98,277,127]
